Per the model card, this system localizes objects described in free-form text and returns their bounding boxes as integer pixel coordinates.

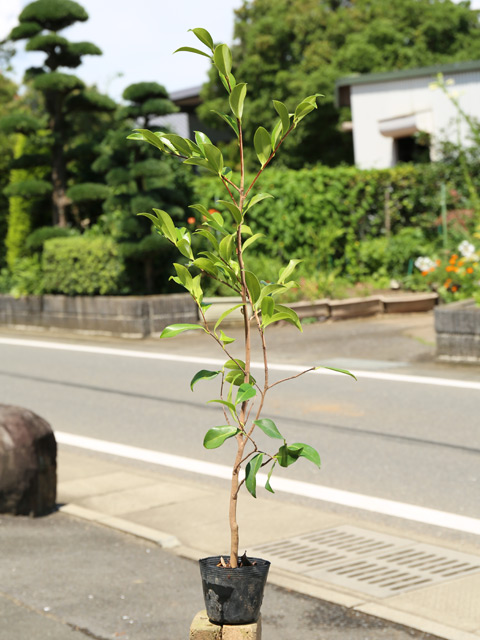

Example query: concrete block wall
[435,300,480,362]
[0,293,197,339]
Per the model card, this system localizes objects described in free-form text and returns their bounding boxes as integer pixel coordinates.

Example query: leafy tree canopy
[17,0,88,33]
[199,0,480,167]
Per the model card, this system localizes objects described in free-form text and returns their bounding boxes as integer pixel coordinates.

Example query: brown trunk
[49,93,68,227]
[229,435,245,567]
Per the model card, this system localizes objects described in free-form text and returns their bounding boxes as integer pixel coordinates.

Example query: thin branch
[267,366,316,391]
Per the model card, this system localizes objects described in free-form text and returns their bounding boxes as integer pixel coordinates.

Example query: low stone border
[0,293,197,338]
[0,292,438,338]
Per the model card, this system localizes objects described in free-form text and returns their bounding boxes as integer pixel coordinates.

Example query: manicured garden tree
[0,102,51,269]
[92,82,192,293]
[5,0,108,227]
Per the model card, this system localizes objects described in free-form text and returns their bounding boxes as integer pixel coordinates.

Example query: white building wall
[350,70,480,169]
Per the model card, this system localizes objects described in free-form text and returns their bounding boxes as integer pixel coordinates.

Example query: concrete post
[190,611,262,640]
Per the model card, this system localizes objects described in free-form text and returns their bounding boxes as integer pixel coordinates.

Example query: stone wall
[0,293,197,339]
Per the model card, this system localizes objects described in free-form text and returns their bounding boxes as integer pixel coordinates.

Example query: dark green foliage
[193,161,479,285]
[200,0,480,167]
[3,178,52,198]
[122,82,169,102]
[10,153,50,169]
[42,236,126,295]
[19,0,88,31]
[26,33,68,52]
[33,71,84,93]
[66,182,110,202]
[0,113,42,134]
[25,225,78,252]
[7,22,42,41]
[65,89,116,112]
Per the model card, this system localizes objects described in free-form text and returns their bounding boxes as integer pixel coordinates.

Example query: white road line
[1,336,480,390]
[56,431,480,536]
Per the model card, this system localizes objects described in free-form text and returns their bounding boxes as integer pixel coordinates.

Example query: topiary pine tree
[92,82,192,293]
[6,0,114,227]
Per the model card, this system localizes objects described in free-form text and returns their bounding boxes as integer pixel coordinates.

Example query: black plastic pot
[199,556,270,625]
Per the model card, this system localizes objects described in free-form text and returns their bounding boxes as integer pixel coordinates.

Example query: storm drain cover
[251,525,480,598]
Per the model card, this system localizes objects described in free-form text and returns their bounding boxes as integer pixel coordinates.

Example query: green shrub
[42,236,126,295]
[0,256,44,296]
[192,163,476,287]
[25,225,78,253]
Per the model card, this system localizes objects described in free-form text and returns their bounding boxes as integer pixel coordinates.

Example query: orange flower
[436,259,441,266]
[444,278,452,287]
[451,285,458,292]
[208,208,219,215]
[467,267,474,274]
[446,265,455,272]
[187,216,196,224]
[458,259,464,267]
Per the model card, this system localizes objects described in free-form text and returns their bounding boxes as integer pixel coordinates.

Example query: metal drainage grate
[251,525,480,598]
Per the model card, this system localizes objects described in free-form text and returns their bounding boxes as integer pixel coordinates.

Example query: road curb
[59,503,180,549]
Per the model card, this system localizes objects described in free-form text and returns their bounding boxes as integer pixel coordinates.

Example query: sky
[0,0,244,101]
[1,0,480,102]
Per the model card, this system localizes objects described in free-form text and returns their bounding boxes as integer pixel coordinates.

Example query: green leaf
[189,27,214,52]
[161,134,192,156]
[203,144,224,174]
[265,461,276,493]
[190,369,220,391]
[173,263,193,290]
[276,444,303,468]
[244,193,273,213]
[242,233,264,252]
[183,157,218,175]
[219,234,235,262]
[214,304,243,332]
[289,443,321,468]
[254,418,284,440]
[208,398,237,415]
[219,330,235,344]
[217,200,242,224]
[213,43,232,76]
[160,323,205,338]
[224,370,244,385]
[194,130,213,154]
[173,46,211,59]
[244,271,261,304]
[278,259,302,284]
[261,296,275,318]
[316,366,357,381]
[224,358,246,370]
[254,126,272,166]
[236,383,256,405]
[203,426,238,449]
[271,120,282,149]
[264,304,302,331]
[273,100,291,135]
[294,95,322,125]
[245,453,264,498]
[229,82,247,120]
[195,228,219,251]
[193,257,217,276]
[131,128,166,152]
[256,283,286,308]
[211,110,239,137]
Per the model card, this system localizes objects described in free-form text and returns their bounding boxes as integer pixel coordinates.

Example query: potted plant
[129,28,355,626]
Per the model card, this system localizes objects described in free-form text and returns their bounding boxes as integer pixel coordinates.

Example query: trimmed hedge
[192,163,479,281]
[42,236,126,295]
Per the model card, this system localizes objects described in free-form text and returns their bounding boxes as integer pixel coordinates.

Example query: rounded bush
[66,182,110,202]
[66,89,116,112]
[33,71,84,93]
[0,114,42,135]
[122,82,168,103]
[8,21,42,41]
[4,179,52,198]
[19,0,88,32]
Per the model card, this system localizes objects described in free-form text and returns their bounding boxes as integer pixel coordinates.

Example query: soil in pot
[199,555,270,625]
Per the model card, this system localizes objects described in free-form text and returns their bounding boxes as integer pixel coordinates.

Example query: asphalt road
[0,321,479,527]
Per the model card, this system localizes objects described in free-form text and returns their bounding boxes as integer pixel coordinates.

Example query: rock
[0,404,57,516]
